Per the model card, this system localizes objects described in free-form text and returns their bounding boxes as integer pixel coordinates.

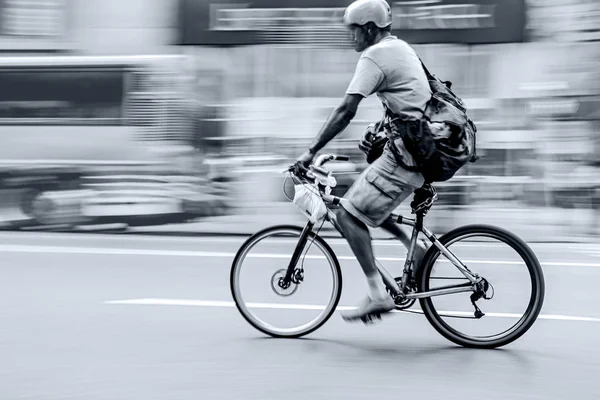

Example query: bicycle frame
[284,154,481,300]
[284,200,481,301]
[344,209,480,299]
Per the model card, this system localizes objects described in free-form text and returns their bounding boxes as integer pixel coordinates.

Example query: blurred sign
[529,96,600,121]
[178,0,526,45]
[0,0,68,50]
[527,0,600,42]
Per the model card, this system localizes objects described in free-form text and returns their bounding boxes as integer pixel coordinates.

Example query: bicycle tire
[230,225,343,338]
[418,224,545,349]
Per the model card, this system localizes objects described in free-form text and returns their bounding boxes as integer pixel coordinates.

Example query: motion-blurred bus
[0,54,228,228]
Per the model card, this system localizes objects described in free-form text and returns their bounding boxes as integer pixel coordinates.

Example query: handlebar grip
[311,165,329,176]
[334,155,350,162]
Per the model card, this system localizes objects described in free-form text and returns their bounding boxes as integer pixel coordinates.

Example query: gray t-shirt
[346,36,431,166]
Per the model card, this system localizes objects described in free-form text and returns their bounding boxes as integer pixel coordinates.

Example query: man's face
[348,25,369,52]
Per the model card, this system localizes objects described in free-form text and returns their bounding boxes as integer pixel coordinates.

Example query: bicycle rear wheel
[230,225,342,338]
[419,225,545,349]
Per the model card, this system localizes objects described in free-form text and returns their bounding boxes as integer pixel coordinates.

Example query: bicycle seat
[410,183,438,214]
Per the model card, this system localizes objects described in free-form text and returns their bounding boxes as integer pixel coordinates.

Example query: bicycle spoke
[419,226,544,348]
[231,226,342,338]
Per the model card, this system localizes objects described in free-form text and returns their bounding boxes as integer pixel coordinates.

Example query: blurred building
[174,0,600,210]
[0,0,225,227]
[0,0,178,55]
[0,0,598,229]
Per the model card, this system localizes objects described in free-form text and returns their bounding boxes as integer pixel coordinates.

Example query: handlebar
[313,154,350,167]
[284,153,350,187]
[284,153,348,206]
[283,154,349,174]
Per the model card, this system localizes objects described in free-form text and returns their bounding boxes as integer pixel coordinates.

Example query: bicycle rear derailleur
[470,278,494,319]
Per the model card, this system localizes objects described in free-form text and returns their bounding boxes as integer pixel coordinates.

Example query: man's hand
[291,149,315,176]
[358,123,378,155]
[359,121,388,163]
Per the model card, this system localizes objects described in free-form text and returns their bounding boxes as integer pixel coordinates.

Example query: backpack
[385,57,479,183]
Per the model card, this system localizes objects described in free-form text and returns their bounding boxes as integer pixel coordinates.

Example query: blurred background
[0,0,598,241]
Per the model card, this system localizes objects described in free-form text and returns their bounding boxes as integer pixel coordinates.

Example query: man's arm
[307,93,364,155]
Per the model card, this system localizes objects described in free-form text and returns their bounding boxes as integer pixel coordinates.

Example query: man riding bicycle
[293,0,433,323]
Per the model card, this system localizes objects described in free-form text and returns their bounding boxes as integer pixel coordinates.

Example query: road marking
[105,298,600,323]
[106,298,354,311]
[0,244,235,258]
[0,232,597,250]
[1,244,600,267]
[0,233,481,247]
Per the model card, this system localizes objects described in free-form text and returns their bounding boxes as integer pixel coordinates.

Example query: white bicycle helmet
[343,0,392,28]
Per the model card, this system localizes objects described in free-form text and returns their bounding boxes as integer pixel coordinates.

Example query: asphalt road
[1,231,600,400]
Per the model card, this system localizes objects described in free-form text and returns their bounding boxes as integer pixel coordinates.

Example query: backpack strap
[417,56,436,81]
[417,55,453,90]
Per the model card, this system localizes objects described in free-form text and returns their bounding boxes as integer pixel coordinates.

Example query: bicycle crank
[388,277,417,310]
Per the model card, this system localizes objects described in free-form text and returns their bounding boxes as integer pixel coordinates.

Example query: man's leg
[379,218,411,247]
[334,207,395,321]
[334,148,425,322]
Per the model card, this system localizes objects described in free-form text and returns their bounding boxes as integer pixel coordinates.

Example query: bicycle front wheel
[419,225,545,349]
[230,225,342,338]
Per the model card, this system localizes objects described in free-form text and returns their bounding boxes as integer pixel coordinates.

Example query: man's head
[343,0,393,52]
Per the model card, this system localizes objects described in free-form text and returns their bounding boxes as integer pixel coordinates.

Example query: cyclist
[293,0,432,323]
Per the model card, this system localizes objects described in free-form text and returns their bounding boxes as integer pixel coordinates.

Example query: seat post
[415,211,425,231]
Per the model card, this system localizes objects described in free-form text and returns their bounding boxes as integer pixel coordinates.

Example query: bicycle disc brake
[270,269,301,297]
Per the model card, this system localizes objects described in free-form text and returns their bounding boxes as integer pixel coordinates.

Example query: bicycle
[230,153,545,349]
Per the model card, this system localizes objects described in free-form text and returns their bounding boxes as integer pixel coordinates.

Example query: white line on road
[0,234,478,248]
[105,298,600,323]
[0,232,597,251]
[1,244,600,268]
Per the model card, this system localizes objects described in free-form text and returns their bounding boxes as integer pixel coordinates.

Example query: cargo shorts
[340,145,425,228]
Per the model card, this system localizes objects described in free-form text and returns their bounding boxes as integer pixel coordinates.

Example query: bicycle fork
[282,221,314,285]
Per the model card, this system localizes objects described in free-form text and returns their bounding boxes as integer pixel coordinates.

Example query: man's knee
[334,207,350,226]
[335,207,365,231]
